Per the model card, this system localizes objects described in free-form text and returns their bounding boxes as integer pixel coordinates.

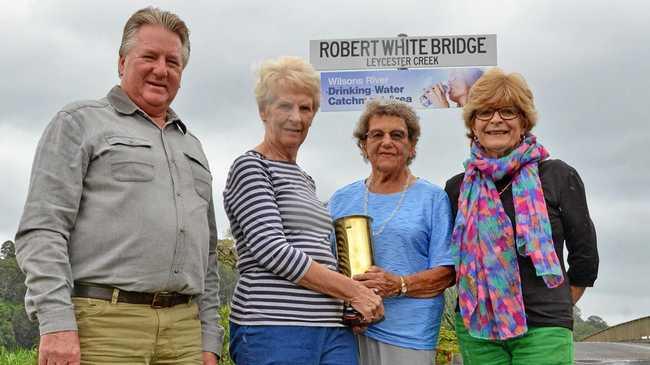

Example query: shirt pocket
[106,135,155,182]
[184,151,212,202]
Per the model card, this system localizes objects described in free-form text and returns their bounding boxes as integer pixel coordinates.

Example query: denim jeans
[229,322,358,365]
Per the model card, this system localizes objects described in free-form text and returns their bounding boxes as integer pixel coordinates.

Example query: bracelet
[399,276,408,296]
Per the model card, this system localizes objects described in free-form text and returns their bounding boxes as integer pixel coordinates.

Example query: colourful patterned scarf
[451,133,564,340]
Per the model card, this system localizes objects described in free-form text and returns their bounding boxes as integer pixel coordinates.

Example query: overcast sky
[1,0,648,326]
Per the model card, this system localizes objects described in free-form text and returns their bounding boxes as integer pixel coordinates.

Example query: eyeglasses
[365,129,408,142]
[474,107,520,121]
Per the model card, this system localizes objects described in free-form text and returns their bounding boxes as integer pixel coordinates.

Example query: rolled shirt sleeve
[15,111,87,334]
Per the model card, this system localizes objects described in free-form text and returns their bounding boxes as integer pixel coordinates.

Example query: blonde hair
[119,7,190,68]
[254,56,321,112]
[462,68,538,140]
[353,99,421,165]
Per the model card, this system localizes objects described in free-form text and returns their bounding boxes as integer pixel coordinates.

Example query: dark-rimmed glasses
[474,107,520,121]
[365,130,407,142]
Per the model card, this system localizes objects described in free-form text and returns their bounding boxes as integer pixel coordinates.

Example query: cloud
[0,124,39,236]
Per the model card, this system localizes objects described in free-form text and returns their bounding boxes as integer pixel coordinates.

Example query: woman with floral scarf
[445,68,599,364]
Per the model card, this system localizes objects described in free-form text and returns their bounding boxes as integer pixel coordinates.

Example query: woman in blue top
[329,100,455,365]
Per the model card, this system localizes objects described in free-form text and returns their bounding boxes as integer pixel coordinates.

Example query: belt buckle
[151,291,174,308]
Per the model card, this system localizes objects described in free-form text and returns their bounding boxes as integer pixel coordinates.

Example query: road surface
[575,342,650,364]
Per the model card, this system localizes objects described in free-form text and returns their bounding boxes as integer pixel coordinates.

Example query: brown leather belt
[72,284,193,308]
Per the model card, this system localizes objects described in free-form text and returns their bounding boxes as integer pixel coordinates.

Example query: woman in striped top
[223,57,384,365]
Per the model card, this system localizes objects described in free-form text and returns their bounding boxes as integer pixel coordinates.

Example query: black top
[445,159,599,329]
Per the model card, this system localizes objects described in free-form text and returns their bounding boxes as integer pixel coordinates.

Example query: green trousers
[73,297,202,364]
[455,313,573,365]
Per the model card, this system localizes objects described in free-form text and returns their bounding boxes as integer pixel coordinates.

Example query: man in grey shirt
[15,7,223,365]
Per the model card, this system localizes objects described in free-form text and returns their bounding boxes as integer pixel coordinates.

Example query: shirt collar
[107,85,187,135]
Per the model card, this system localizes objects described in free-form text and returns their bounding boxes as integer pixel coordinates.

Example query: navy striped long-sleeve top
[223,151,343,326]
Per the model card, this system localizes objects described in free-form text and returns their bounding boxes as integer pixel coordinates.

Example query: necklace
[498,180,512,195]
[363,174,413,237]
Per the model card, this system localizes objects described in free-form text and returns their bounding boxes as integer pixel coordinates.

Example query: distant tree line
[0,240,39,350]
[574,306,609,340]
[216,237,238,305]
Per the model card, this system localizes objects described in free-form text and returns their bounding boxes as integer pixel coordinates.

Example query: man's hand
[203,351,218,365]
[38,330,80,365]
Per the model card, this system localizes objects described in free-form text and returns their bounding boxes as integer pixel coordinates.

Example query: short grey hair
[119,7,190,68]
[353,99,421,165]
[254,56,321,112]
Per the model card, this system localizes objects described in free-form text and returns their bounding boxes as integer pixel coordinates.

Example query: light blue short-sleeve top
[329,178,454,350]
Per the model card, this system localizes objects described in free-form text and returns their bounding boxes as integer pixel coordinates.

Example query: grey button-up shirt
[15,86,223,354]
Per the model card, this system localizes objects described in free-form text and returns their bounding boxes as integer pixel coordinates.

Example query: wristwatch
[399,276,408,296]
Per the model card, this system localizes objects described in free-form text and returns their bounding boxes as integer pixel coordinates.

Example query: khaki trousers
[73,297,202,365]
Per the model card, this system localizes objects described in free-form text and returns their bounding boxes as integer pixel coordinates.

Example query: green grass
[0,347,36,365]
[218,305,234,365]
